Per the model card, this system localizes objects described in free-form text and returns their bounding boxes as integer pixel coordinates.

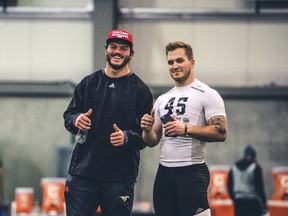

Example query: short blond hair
[165,41,194,60]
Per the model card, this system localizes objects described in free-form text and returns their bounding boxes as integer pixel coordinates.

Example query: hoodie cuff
[123,131,128,145]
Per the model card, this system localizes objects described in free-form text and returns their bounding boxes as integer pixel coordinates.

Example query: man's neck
[105,64,130,78]
[175,76,195,87]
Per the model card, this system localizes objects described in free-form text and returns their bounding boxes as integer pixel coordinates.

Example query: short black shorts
[153,163,210,216]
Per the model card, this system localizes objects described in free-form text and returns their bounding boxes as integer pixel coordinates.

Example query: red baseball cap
[106,29,133,48]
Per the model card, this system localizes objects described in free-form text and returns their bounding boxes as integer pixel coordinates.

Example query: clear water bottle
[75,129,88,144]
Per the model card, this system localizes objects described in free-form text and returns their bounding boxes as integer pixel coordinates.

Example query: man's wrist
[184,123,188,136]
[123,131,128,145]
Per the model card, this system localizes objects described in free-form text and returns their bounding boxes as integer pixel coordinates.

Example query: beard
[170,69,191,83]
[106,53,131,70]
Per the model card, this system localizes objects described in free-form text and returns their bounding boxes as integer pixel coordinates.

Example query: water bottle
[76,129,88,144]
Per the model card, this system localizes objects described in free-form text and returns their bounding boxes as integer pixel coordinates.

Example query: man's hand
[110,124,125,147]
[141,109,162,147]
[163,116,184,137]
[141,109,155,132]
[75,109,92,130]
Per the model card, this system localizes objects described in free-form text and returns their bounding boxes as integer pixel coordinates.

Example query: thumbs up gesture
[75,109,92,130]
[141,109,155,132]
[110,124,125,147]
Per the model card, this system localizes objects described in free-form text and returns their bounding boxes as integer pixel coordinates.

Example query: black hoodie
[63,69,153,182]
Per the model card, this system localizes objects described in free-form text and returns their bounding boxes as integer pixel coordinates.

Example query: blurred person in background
[228,145,268,216]
[141,41,228,216]
[63,29,153,216]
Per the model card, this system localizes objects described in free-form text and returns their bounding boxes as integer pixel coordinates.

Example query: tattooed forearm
[214,125,226,135]
[209,115,227,135]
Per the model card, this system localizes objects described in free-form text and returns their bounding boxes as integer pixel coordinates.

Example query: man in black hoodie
[228,145,268,216]
[63,29,153,216]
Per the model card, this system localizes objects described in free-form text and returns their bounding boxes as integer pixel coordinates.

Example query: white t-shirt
[153,79,226,167]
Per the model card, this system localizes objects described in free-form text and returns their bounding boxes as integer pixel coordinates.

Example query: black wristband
[184,124,188,136]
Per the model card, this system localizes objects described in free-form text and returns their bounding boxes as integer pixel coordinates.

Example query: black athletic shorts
[153,163,210,216]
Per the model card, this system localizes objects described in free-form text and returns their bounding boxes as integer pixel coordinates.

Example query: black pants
[64,175,135,216]
[234,199,262,216]
[153,163,210,216]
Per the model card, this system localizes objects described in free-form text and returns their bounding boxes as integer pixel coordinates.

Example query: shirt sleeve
[254,164,267,204]
[126,84,153,150]
[63,79,86,135]
[153,97,162,126]
[204,89,226,122]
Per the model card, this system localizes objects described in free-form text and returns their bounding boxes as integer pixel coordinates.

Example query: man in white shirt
[141,41,228,216]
